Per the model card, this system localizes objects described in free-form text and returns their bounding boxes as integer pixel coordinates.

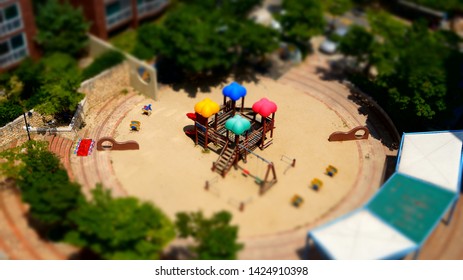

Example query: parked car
[319,26,349,55]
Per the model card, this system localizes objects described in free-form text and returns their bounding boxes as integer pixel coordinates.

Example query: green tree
[176,211,243,260]
[66,185,175,260]
[180,0,262,17]
[81,50,126,80]
[0,75,24,126]
[323,0,352,17]
[408,0,463,11]
[135,4,278,77]
[339,25,374,69]
[354,19,461,130]
[35,0,90,56]
[0,100,24,126]
[33,78,83,117]
[279,0,325,52]
[25,53,84,117]
[0,141,85,227]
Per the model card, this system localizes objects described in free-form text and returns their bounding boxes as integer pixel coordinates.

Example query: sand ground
[110,77,362,237]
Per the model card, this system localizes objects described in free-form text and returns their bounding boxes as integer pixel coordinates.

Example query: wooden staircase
[211,141,237,177]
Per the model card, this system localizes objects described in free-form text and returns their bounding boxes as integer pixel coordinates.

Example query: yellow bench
[310,178,323,191]
[130,121,141,131]
[291,194,304,208]
[325,165,338,177]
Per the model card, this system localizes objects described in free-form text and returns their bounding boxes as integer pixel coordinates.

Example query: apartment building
[71,0,169,40]
[0,0,39,72]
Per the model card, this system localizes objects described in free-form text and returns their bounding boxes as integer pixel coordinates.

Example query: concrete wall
[88,34,158,100]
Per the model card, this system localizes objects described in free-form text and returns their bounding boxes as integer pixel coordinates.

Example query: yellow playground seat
[325,165,338,177]
[310,178,323,191]
[291,194,304,208]
[130,121,141,131]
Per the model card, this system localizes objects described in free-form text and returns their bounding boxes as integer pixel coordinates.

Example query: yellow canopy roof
[194,98,220,118]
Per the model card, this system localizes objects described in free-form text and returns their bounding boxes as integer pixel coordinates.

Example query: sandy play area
[110,77,363,237]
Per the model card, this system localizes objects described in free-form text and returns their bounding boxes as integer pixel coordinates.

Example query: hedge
[81,50,126,81]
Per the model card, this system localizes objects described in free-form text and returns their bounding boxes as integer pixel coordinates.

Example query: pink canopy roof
[252,98,277,117]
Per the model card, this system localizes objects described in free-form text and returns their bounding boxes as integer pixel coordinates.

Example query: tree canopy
[323,0,353,17]
[66,185,175,260]
[35,0,90,56]
[0,141,84,227]
[7,53,84,120]
[133,2,278,78]
[408,0,463,11]
[176,211,243,260]
[343,12,463,131]
[279,0,325,51]
[339,25,374,66]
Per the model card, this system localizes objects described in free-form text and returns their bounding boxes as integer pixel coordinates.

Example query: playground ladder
[212,141,237,177]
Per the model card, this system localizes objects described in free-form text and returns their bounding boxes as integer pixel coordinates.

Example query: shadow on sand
[314,60,400,151]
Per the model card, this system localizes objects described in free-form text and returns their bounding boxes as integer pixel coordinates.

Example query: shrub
[81,51,126,81]
[0,100,24,127]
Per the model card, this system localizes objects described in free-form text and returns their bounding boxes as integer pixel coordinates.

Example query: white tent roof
[310,209,416,260]
[397,131,463,193]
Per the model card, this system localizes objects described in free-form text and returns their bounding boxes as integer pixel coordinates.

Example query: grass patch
[110,29,138,54]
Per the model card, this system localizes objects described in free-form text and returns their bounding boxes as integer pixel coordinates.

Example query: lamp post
[23,112,31,141]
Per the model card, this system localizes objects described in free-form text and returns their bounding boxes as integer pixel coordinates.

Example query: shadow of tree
[314,58,349,82]
[157,57,269,98]
[314,59,400,151]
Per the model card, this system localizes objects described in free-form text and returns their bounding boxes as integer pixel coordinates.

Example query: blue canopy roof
[222,82,247,101]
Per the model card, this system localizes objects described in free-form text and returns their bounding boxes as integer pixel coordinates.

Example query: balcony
[0,15,22,37]
[0,45,27,68]
[137,0,167,17]
[106,6,133,29]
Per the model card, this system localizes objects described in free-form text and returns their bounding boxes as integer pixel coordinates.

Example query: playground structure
[96,137,140,151]
[328,126,369,141]
[186,82,279,195]
[142,104,152,116]
[130,121,141,131]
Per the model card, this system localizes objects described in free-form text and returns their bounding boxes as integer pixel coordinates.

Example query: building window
[4,4,19,20]
[105,2,121,16]
[0,33,28,68]
[0,41,8,56]
[0,2,23,37]
[105,0,133,29]
[10,33,24,49]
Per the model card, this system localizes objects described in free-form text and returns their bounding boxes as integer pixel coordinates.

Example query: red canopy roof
[252,98,277,117]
